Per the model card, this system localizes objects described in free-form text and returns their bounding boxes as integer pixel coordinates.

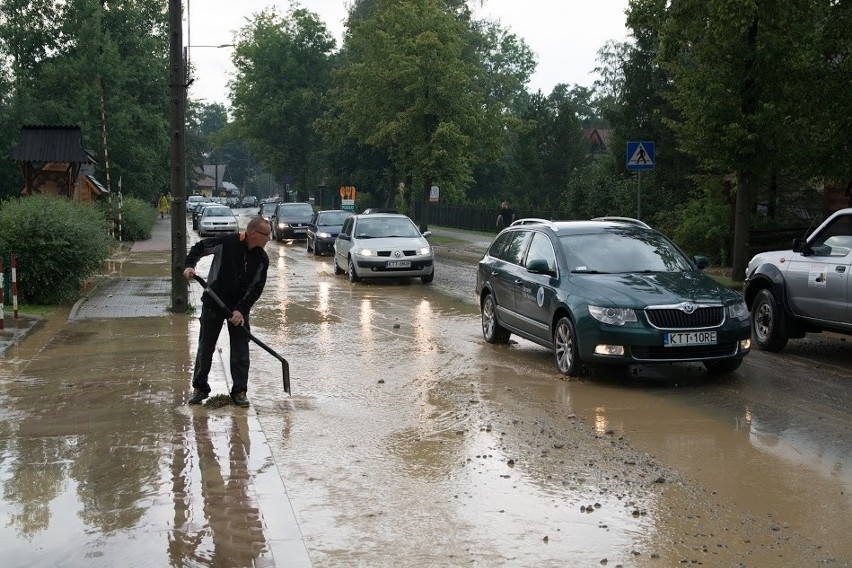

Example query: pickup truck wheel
[751,289,788,351]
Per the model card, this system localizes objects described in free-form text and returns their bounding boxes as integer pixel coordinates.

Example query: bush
[105,196,156,241]
[0,195,114,304]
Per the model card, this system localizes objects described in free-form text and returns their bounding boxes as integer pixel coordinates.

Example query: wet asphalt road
[0,211,848,567]
[238,212,850,567]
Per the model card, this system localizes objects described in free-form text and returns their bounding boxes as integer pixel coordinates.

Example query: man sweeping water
[183,216,272,407]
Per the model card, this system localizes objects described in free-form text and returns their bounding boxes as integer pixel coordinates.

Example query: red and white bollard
[11,254,18,320]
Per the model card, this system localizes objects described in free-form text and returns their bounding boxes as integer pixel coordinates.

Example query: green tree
[329,0,496,229]
[0,0,169,202]
[657,0,839,279]
[229,7,335,201]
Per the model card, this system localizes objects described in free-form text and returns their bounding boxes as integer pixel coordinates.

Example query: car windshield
[561,229,693,273]
[355,217,420,238]
[317,212,351,225]
[203,207,233,217]
[280,204,314,216]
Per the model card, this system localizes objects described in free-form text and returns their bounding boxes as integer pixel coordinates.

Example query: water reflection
[169,412,269,567]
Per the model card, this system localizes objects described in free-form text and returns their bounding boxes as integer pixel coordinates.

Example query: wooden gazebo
[7,125,108,203]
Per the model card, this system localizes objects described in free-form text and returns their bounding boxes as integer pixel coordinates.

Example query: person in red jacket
[182,216,272,407]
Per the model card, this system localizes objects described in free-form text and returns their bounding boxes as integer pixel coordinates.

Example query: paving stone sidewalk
[0,216,311,567]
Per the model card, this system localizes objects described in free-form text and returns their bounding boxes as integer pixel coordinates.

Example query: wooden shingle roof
[7,125,93,163]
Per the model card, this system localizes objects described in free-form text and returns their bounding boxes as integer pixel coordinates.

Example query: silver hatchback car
[333,214,434,283]
[197,205,238,237]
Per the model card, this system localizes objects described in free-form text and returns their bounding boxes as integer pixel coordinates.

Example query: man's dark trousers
[192,306,251,395]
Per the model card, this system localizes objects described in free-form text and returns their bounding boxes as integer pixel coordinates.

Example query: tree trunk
[420,174,431,233]
[731,171,753,282]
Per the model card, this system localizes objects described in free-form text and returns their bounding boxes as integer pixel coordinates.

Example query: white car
[743,207,852,350]
[333,214,434,283]
[197,205,238,237]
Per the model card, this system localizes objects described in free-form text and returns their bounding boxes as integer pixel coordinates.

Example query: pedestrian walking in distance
[183,216,272,407]
[157,193,170,218]
[496,201,515,231]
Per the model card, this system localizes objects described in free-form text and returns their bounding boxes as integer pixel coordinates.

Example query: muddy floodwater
[0,215,849,567]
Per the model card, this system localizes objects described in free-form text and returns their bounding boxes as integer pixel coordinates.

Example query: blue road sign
[626,141,655,170]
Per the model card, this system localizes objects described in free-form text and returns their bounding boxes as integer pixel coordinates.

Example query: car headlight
[278,222,289,228]
[354,248,374,257]
[418,246,432,255]
[727,300,749,321]
[588,306,637,326]
[317,232,331,238]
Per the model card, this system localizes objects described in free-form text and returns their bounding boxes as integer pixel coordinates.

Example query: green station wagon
[475,219,751,376]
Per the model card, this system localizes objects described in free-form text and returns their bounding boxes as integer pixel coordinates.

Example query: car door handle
[491,271,499,276]
[836,265,847,273]
[514,279,524,285]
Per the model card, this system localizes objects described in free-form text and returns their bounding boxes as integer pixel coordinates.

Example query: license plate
[386,260,411,268]
[664,331,717,346]
[293,228,306,233]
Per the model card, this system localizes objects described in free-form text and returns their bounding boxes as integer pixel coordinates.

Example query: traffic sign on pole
[626,141,655,170]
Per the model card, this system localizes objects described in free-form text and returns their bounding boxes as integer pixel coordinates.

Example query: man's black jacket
[185,232,269,315]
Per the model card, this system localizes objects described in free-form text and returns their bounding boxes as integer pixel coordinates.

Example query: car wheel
[703,358,743,375]
[306,238,312,253]
[553,316,581,376]
[348,257,361,283]
[312,240,320,256]
[751,289,788,351]
[481,294,510,344]
[421,269,434,284]
[333,256,344,275]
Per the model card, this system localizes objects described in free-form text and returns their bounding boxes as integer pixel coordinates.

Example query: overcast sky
[185,0,631,107]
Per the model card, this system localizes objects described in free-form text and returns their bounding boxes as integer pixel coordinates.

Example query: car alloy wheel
[333,257,344,275]
[751,289,788,351]
[481,294,510,344]
[553,316,581,376]
[348,257,361,283]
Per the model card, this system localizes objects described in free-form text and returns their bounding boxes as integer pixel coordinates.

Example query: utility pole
[168,0,188,313]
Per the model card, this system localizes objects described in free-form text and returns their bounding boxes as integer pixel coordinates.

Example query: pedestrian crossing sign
[626,141,655,170]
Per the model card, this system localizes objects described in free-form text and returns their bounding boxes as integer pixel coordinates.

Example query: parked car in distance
[306,209,353,255]
[197,205,238,236]
[192,201,216,230]
[239,195,258,208]
[187,195,206,214]
[258,200,279,225]
[333,213,434,283]
[271,202,315,241]
[475,219,751,376]
[743,207,852,351]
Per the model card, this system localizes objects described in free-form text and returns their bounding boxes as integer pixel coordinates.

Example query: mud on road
[246,233,850,567]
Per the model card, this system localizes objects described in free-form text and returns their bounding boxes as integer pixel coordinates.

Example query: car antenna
[802,211,822,238]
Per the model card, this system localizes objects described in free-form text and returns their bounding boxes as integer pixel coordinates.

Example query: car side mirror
[422,231,432,238]
[527,258,555,276]
[338,234,351,241]
[792,237,809,254]
[693,255,710,270]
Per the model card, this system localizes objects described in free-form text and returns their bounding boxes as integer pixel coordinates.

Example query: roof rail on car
[591,216,651,229]
[510,218,555,227]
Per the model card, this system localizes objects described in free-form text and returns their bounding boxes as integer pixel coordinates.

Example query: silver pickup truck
[743,207,852,351]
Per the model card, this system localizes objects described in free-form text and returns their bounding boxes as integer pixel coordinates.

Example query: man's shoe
[231,391,250,408]
[188,388,208,405]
